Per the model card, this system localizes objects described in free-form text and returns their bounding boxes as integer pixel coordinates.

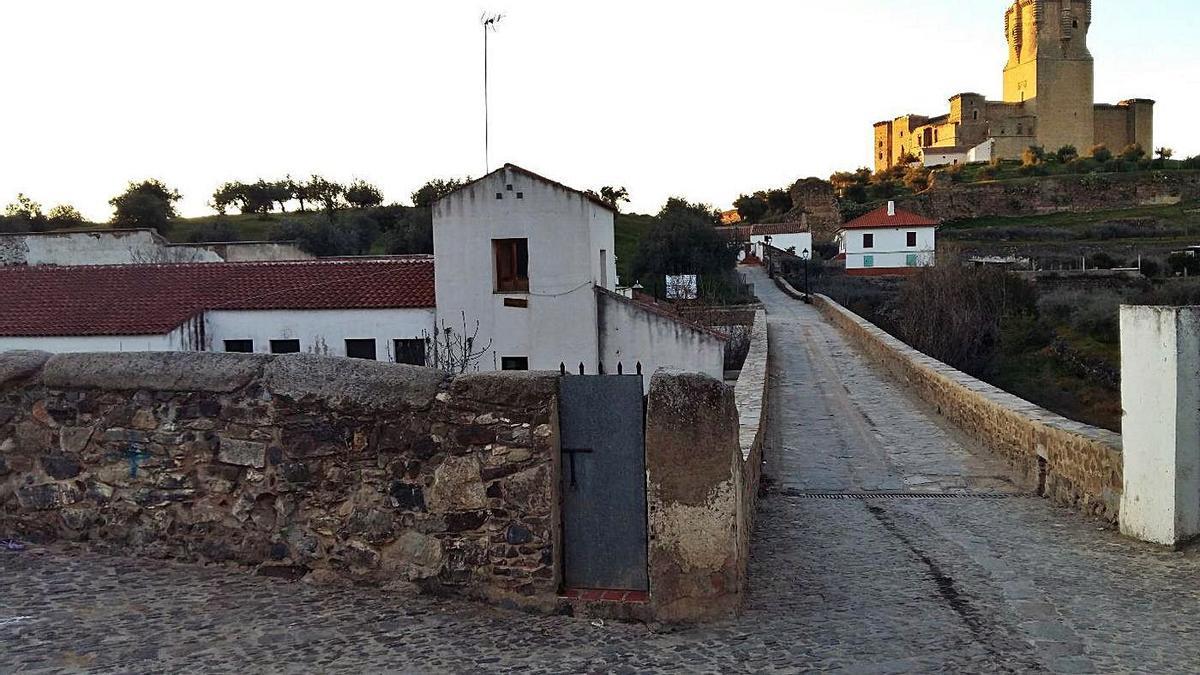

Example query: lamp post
[800,248,811,304]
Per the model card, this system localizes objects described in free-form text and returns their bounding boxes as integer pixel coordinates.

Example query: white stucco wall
[432,167,617,371]
[922,150,968,168]
[204,308,436,360]
[175,241,312,262]
[841,226,936,270]
[0,325,192,354]
[1119,305,1200,547]
[597,291,725,391]
[0,230,310,267]
[967,139,995,163]
[751,232,812,258]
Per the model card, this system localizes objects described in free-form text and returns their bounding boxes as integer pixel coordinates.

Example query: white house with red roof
[0,165,726,385]
[838,202,938,276]
[718,223,813,262]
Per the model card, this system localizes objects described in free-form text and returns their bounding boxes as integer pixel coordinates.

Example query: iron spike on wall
[578,362,585,375]
[599,361,605,375]
[636,362,643,376]
[617,362,624,375]
[560,362,566,375]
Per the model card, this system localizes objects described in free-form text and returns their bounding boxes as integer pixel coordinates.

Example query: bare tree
[424,311,493,374]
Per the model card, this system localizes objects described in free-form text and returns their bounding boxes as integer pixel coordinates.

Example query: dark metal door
[559,374,648,591]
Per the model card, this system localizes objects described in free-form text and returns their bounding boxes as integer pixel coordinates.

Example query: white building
[717,223,813,263]
[1,165,727,385]
[0,258,437,361]
[837,202,938,276]
[433,164,726,383]
[0,228,311,267]
[922,147,969,168]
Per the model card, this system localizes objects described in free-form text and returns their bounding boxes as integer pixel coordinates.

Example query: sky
[2,0,1197,220]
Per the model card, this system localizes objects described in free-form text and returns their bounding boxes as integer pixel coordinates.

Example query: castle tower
[1003,0,1095,153]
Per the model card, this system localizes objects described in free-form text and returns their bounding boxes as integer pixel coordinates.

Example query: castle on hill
[873,0,1154,172]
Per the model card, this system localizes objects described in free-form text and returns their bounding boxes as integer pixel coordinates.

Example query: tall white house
[434,164,726,382]
[837,202,938,276]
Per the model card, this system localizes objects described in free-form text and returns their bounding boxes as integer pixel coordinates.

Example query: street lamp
[800,248,811,304]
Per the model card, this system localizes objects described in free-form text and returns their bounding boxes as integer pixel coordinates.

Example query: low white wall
[597,290,725,391]
[733,311,768,461]
[204,308,437,360]
[174,241,312,262]
[0,230,310,267]
[0,326,192,354]
[1119,306,1200,547]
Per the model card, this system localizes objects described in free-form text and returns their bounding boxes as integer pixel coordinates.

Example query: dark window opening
[345,339,377,360]
[973,109,979,121]
[270,339,300,354]
[495,192,504,200]
[907,231,918,247]
[224,339,253,353]
[516,192,524,199]
[506,184,514,191]
[494,238,530,292]
[863,233,875,249]
[394,338,426,366]
[501,356,529,371]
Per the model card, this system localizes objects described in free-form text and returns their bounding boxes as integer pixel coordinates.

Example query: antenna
[482,12,505,174]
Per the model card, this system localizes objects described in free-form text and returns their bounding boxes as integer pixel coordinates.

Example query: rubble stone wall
[0,351,563,611]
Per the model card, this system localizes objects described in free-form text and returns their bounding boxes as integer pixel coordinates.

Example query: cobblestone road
[5,268,1200,673]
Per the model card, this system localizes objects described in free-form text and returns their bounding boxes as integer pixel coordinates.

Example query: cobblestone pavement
[5,269,1200,673]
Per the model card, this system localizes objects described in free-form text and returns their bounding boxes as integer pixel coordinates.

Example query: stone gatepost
[1119,306,1200,547]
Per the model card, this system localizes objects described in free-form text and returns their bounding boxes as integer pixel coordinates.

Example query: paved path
[5,267,1200,673]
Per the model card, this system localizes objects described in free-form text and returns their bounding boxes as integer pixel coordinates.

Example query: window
[973,109,979,121]
[879,152,884,160]
[600,250,608,288]
[345,339,377,360]
[270,339,300,354]
[862,233,874,249]
[394,338,426,366]
[863,255,875,268]
[224,339,253,353]
[496,192,504,199]
[906,231,918,247]
[906,254,919,267]
[494,238,529,292]
[501,356,529,371]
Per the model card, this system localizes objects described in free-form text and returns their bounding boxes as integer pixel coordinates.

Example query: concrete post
[1119,306,1200,546]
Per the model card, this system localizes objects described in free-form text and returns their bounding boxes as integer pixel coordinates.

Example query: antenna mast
[482,13,505,174]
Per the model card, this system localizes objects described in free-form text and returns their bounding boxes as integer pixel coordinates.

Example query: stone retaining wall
[774,278,1123,521]
[0,351,563,611]
[646,310,769,622]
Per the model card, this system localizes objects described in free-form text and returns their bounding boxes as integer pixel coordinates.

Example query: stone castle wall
[0,351,564,611]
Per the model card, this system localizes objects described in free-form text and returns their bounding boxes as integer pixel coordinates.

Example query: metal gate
[558,374,649,591]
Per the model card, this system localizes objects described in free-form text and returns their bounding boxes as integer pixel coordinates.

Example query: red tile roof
[840,205,939,230]
[716,222,809,240]
[0,258,436,337]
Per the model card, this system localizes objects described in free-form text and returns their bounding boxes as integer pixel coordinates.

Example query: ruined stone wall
[0,351,563,611]
[902,171,1200,222]
[783,283,1123,521]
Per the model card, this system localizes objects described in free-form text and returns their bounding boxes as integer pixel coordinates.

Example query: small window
[394,338,426,366]
[345,339,377,360]
[224,339,253,353]
[973,109,979,121]
[906,232,918,247]
[496,192,504,199]
[270,339,300,354]
[863,255,875,268]
[506,184,514,191]
[879,152,884,160]
[906,254,919,267]
[516,192,524,199]
[494,238,530,292]
[863,233,875,249]
[501,356,529,371]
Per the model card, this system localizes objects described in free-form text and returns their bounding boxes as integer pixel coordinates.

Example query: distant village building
[717,223,813,263]
[837,202,937,276]
[873,0,1153,172]
[0,166,726,387]
[0,228,311,267]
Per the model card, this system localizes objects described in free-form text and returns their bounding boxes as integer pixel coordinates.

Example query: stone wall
[901,171,1200,223]
[0,351,563,611]
[775,278,1124,521]
[645,310,768,622]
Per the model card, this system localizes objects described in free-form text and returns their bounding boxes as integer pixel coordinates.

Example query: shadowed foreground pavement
[4,267,1200,673]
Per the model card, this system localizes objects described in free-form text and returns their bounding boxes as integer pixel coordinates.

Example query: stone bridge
[5,266,1200,672]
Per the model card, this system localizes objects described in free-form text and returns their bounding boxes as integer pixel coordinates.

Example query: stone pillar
[1119,306,1200,547]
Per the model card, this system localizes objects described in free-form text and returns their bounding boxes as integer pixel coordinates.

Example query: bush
[1140,258,1162,279]
[903,166,931,191]
[977,164,1000,180]
[1166,252,1200,277]
[1091,145,1113,163]
[1183,155,1200,170]
[1120,144,1147,162]
[185,220,240,243]
[1088,252,1123,269]
[1055,145,1079,164]
[1064,158,1092,174]
[1022,145,1047,167]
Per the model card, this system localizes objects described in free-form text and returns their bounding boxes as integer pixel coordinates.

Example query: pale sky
[2,0,1196,221]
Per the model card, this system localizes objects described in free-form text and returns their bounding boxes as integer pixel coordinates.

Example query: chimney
[887,201,896,217]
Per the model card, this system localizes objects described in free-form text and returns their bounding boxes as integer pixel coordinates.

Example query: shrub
[1166,252,1200,277]
[1183,155,1200,170]
[1120,144,1147,162]
[1064,158,1092,174]
[1088,252,1123,269]
[903,166,931,191]
[1055,145,1079,164]
[1091,144,1113,163]
[978,164,1000,180]
[1140,258,1163,279]
[1022,145,1047,167]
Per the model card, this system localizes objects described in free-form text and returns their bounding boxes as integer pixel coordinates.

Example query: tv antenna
[482,12,505,174]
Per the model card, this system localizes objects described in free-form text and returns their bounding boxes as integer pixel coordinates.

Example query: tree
[1155,147,1174,161]
[268,180,292,212]
[109,179,181,233]
[733,193,769,223]
[903,166,931,191]
[897,150,920,165]
[3,194,47,232]
[1091,144,1113,163]
[1022,145,1046,167]
[630,197,737,297]
[411,177,471,209]
[307,175,345,217]
[345,179,384,209]
[1183,155,1200,170]
[289,176,317,212]
[1120,144,1146,163]
[211,182,243,215]
[597,186,630,212]
[766,189,793,214]
[46,204,85,229]
[1055,145,1079,164]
